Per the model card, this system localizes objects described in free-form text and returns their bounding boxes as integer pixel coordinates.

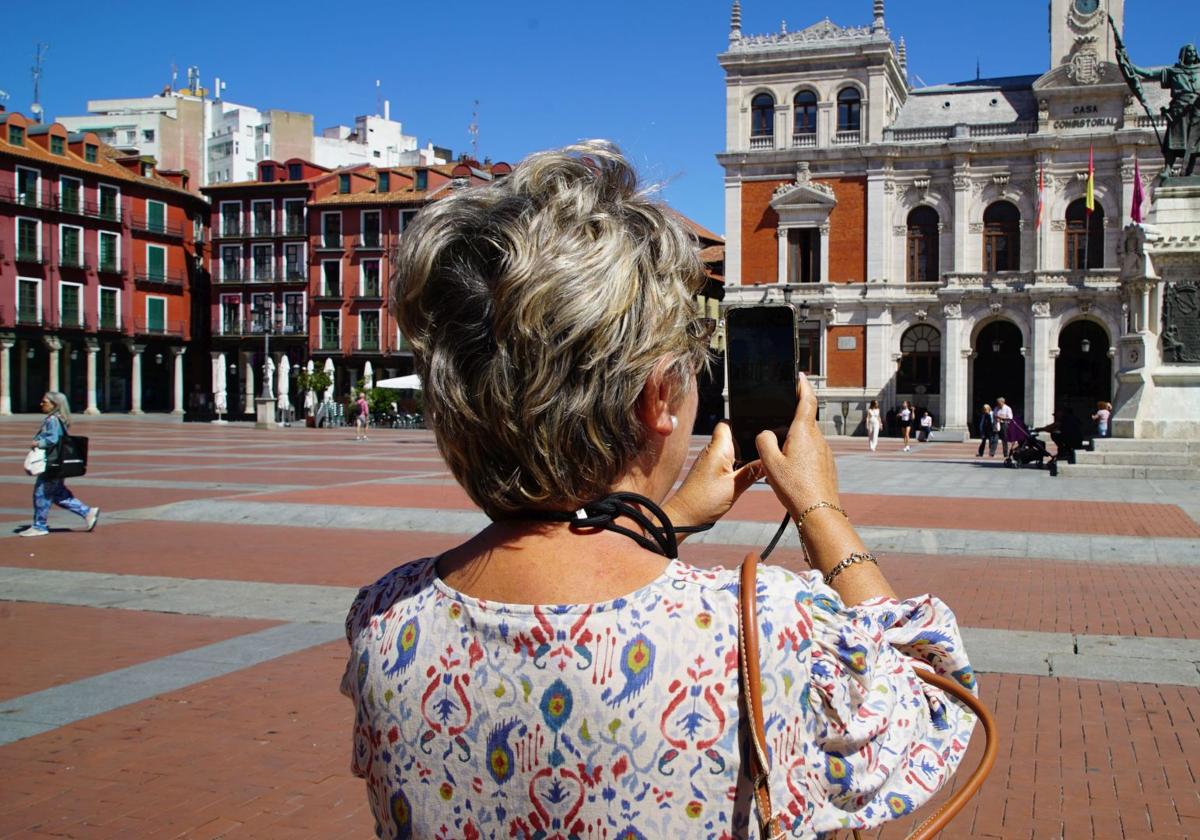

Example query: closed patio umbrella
[322,357,335,403]
[213,353,228,419]
[277,356,291,414]
[364,360,374,389]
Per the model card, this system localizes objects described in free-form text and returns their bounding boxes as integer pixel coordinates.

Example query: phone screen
[725,305,798,463]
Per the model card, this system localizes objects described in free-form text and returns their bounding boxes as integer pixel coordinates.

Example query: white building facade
[719,0,1167,439]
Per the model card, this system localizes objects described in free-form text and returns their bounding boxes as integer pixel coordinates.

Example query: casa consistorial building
[718,0,1166,439]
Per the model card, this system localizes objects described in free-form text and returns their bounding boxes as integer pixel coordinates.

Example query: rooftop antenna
[375,79,383,117]
[468,99,479,161]
[976,57,981,80]
[30,42,48,123]
[171,61,178,92]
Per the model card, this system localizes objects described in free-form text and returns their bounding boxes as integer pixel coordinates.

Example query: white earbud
[670,415,679,431]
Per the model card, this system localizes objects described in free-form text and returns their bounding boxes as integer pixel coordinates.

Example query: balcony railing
[97,314,122,332]
[55,312,86,330]
[833,130,862,145]
[216,268,244,284]
[218,320,244,336]
[133,317,185,337]
[58,251,89,270]
[791,133,817,148]
[242,319,308,337]
[883,120,1038,143]
[15,245,48,264]
[359,338,381,352]
[319,336,342,351]
[216,221,243,239]
[252,221,275,237]
[749,135,774,151]
[131,215,185,239]
[318,234,343,249]
[96,256,124,275]
[313,286,341,299]
[282,267,307,283]
[0,184,43,208]
[135,271,185,288]
[88,200,122,223]
[357,285,383,299]
[282,220,306,237]
[357,233,383,249]
[16,305,42,325]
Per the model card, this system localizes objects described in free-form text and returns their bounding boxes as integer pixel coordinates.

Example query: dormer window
[378,172,390,192]
[415,170,427,190]
[288,163,302,180]
[141,163,152,177]
[261,164,275,182]
[8,125,25,146]
[85,144,98,163]
[339,174,351,193]
[50,135,65,155]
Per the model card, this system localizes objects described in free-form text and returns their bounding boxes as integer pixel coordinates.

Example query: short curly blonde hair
[391,142,707,518]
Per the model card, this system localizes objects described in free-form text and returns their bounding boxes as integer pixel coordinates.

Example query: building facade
[0,110,209,415]
[719,0,1165,438]
[201,158,513,416]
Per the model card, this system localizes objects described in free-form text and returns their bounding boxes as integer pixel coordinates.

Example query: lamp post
[251,300,275,398]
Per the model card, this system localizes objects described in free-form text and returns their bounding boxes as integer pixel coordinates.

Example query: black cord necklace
[515,491,714,558]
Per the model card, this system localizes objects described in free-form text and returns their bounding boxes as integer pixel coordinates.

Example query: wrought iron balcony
[135,271,185,288]
[131,215,185,239]
[133,317,185,337]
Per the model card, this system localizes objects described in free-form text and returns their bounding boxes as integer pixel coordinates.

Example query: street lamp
[798,301,811,322]
[992,338,1002,353]
[1080,338,1091,354]
[250,300,275,398]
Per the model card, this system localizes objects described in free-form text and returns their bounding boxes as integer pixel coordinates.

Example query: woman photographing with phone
[341,143,977,838]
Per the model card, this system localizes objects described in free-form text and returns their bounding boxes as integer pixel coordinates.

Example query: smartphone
[725,305,799,463]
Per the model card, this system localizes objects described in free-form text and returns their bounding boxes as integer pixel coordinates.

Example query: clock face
[1074,0,1100,14]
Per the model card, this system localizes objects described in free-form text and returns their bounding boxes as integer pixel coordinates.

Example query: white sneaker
[903,446,911,452]
[86,508,100,532]
[19,526,48,537]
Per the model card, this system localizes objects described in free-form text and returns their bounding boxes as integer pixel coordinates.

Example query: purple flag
[1131,157,1146,224]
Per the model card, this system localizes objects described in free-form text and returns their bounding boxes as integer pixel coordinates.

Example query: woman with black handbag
[20,392,98,537]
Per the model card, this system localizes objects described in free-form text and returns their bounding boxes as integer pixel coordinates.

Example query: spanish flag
[1086,145,1095,214]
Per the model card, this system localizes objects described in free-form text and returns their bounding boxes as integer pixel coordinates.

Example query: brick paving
[0,418,1198,838]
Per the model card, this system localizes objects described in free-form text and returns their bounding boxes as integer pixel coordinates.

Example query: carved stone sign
[1162,279,1200,364]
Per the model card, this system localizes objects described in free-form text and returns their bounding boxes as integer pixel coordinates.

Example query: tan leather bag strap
[738,553,998,839]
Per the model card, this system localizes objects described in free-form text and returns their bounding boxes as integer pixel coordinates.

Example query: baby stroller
[1004,420,1051,470]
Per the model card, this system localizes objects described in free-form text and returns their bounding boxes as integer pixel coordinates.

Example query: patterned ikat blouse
[342,557,977,839]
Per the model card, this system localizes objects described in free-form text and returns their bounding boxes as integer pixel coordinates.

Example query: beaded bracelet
[822,551,878,586]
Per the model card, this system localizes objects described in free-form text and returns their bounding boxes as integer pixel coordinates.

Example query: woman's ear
[637,369,676,437]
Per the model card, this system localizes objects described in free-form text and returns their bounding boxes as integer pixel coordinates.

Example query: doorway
[972,320,1026,430]
[1056,320,1111,425]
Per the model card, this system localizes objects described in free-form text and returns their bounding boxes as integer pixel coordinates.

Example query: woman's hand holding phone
[755,373,841,518]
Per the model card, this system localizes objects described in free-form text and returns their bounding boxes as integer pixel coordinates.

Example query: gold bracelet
[823,552,878,586]
[795,501,848,536]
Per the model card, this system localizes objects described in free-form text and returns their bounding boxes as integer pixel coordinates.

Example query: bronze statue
[1112,20,1199,177]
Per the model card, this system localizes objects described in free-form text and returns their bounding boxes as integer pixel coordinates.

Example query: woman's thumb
[755,429,783,468]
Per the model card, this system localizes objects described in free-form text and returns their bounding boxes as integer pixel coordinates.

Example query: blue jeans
[33,477,91,529]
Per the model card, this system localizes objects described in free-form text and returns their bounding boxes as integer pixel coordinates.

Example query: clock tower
[1050,0,1125,84]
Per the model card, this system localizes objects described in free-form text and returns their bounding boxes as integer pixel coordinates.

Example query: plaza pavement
[0,416,1198,839]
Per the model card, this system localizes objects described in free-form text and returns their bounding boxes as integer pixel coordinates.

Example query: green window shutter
[62,179,80,211]
[62,285,79,325]
[99,234,116,270]
[147,298,165,332]
[148,247,166,280]
[100,289,117,328]
[62,228,80,264]
[17,220,37,256]
[148,201,165,232]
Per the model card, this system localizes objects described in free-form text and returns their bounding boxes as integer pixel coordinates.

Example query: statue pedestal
[1113,180,1200,439]
[254,398,277,430]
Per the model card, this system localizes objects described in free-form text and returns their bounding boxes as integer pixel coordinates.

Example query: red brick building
[0,110,208,414]
[201,158,512,415]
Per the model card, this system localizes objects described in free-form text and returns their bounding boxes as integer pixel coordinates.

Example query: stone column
[0,335,13,416]
[817,102,834,149]
[44,336,62,393]
[866,173,888,281]
[940,303,969,436]
[775,228,787,284]
[773,104,788,151]
[952,167,971,272]
[171,346,186,416]
[1029,301,1053,425]
[129,343,145,414]
[84,339,100,415]
[819,223,831,284]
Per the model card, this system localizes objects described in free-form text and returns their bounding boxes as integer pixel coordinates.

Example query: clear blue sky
[2,1,1187,236]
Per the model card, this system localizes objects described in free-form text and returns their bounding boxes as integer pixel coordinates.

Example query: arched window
[906,206,940,282]
[983,200,1021,272]
[793,91,817,138]
[837,88,861,133]
[751,93,775,140]
[898,324,941,394]
[1065,198,1104,269]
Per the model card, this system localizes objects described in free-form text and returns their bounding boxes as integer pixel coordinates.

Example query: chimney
[384,99,390,121]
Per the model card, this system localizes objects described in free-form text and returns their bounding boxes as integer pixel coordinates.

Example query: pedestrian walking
[1092,400,1111,439]
[866,399,881,451]
[20,392,99,537]
[976,404,998,457]
[994,397,1014,457]
[898,400,913,451]
[354,392,370,440]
